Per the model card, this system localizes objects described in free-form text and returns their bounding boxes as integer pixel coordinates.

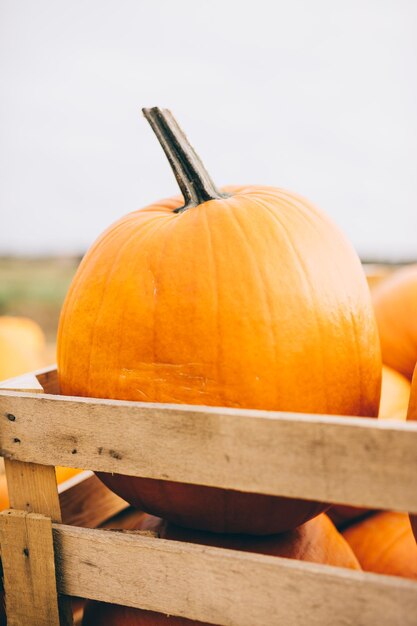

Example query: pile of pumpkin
[3,108,417,624]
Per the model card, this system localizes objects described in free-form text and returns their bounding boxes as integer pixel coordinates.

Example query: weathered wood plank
[35,365,59,395]
[0,365,58,394]
[0,372,73,625]
[1,390,417,512]
[0,372,44,393]
[53,523,417,626]
[4,459,62,521]
[0,510,61,626]
[59,471,128,527]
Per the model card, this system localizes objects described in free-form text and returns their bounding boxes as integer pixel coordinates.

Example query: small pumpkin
[0,316,46,381]
[407,365,417,542]
[342,512,417,579]
[372,264,417,380]
[58,108,381,534]
[82,513,360,625]
[323,365,411,529]
[378,365,411,421]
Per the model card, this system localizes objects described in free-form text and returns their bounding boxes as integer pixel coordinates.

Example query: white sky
[1,0,416,260]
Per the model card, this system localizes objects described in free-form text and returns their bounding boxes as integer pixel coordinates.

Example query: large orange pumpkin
[329,365,410,528]
[82,512,360,625]
[57,107,381,534]
[372,264,417,380]
[342,512,417,579]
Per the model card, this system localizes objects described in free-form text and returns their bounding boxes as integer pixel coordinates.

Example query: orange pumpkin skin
[58,110,381,534]
[372,264,417,380]
[342,512,417,579]
[82,513,360,625]
[407,365,417,542]
[378,365,410,421]
[329,365,410,528]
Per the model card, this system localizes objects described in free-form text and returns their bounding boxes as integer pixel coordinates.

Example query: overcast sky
[1,0,416,260]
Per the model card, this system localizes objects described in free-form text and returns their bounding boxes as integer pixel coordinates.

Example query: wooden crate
[0,366,417,626]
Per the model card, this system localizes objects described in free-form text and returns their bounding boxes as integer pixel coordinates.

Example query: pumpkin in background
[372,264,417,380]
[378,365,410,421]
[342,512,417,579]
[58,107,381,534]
[82,512,360,625]
[407,365,417,542]
[0,474,8,511]
[328,365,410,528]
[0,316,46,381]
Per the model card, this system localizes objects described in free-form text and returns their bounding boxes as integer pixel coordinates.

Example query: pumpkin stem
[142,107,229,214]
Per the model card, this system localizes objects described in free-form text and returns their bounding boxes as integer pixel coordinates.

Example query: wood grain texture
[4,459,62,521]
[35,366,59,395]
[0,510,61,626]
[53,523,417,626]
[1,390,417,512]
[0,372,73,625]
[59,471,128,527]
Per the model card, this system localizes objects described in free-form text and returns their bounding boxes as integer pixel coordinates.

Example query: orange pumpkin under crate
[0,366,416,625]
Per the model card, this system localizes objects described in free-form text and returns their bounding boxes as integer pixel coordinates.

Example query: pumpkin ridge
[149,215,186,401]
[227,197,278,389]
[257,190,379,416]
[249,192,330,413]
[277,193,376,417]
[88,215,171,398]
[58,216,165,386]
[85,225,143,396]
[204,203,222,406]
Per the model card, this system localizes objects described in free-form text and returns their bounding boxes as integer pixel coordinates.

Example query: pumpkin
[407,365,417,542]
[342,512,417,579]
[82,512,360,625]
[329,365,410,528]
[372,264,417,380]
[57,107,381,534]
[0,316,46,381]
[378,365,411,421]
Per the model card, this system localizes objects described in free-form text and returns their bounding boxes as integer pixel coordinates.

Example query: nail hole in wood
[71,448,77,454]
[13,438,21,444]
[6,413,16,421]
[23,548,29,557]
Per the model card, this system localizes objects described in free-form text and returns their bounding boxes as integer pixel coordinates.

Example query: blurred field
[0,256,81,348]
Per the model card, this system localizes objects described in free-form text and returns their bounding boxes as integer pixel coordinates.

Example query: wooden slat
[0,365,58,394]
[1,391,417,513]
[0,372,44,393]
[35,365,59,395]
[0,372,73,625]
[59,471,128,527]
[53,523,417,626]
[5,459,62,521]
[0,510,61,626]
